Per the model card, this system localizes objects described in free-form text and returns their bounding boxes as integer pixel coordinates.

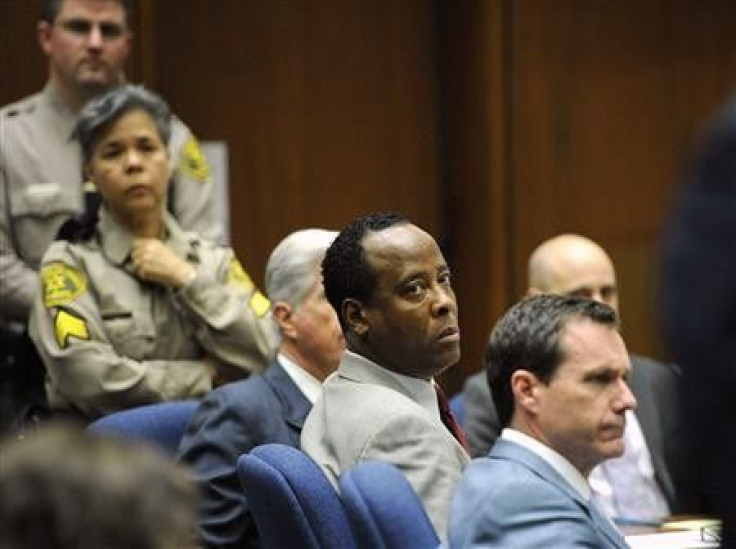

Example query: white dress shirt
[278,353,323,404]
[588,409,670,522]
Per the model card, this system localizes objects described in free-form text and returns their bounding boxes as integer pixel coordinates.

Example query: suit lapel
[338,352,418,402]
[492,439,629,549]
[629,356,676,508]
[263,362,312,431]
[337,352,470,458]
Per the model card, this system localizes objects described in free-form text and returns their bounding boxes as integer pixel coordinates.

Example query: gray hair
[265,228,337,348]
[266,229,338,309]
[74,85,172,165]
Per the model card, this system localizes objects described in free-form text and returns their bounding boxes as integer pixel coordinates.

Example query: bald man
[462,234,685,524]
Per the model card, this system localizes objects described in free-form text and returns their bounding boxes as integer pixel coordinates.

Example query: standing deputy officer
[0,0,221,429]
[28,85,271,420]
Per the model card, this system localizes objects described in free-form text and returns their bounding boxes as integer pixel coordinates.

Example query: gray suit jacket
[300,351,470,542]
[449,438,629,548]
[462,354,684,511]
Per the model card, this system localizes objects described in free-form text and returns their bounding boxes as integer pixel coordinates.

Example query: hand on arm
[131,238,196,289]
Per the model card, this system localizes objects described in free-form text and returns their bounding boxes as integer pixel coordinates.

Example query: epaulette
[1,95,38,119]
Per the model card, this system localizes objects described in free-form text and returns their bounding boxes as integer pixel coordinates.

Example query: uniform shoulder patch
[54,310,90,349]
[41,263,87,308]
[249,291,271,318]
[226,257,255,292]
[225,257,271,317]
[179,136,211,182]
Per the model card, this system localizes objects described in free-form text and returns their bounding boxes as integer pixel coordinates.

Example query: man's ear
[343,298,368,337]
[272,301,295,338]
[37,21,53,56]
[510,369,541,415]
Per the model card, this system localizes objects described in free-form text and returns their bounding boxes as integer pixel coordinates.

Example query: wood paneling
[3,0,736,394]
[0,0,47,105]
[149,1,442,286]
[506,0,736,358]
[439,0,513,389]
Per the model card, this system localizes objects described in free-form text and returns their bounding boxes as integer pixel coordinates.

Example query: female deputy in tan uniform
[29,85,273,421]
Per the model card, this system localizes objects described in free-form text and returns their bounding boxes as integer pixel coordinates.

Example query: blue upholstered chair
[236,443,356,549]
[87,400,199,454]
[339,460,440,549]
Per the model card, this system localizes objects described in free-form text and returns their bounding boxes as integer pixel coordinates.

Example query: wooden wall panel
[440,0,512,389]
[0,0,48,106]
[507,0,736,358]
[3,0,736,394]
[148,1,442,287]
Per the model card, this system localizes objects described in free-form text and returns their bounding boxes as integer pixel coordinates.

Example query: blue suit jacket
[448,438,629,548]
[177,361,311,549]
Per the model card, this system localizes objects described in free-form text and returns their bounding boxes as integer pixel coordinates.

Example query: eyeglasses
[57,18,126,40]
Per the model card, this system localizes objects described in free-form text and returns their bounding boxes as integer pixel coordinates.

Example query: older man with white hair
[178,228,345,549]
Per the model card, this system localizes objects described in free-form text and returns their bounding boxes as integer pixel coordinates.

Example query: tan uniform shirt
[0,84,221,324]
[29,209,272,420]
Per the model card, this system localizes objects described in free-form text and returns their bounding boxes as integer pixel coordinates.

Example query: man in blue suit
[462,234,683,521]
[177,228,345,549]
[449,295,632,548]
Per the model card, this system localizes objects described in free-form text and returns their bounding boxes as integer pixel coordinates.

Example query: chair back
[87,400,199,454]
[236,443,356,549]
[339,460,440,549]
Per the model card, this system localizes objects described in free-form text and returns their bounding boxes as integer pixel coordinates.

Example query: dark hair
[0,423,197,549]
[42,0,132,25]
[322,212,408,329]
[485,294,618,428]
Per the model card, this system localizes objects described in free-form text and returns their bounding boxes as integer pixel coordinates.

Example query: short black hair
[322,211,408,329]
[42,0,132,25]
[485,294,618,428]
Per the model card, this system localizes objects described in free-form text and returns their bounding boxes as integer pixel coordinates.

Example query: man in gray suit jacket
[449,295,632,548]
[463,234,683,521]
[301,212,470,542]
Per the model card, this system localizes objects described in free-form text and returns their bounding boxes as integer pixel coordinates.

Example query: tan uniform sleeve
[168,119,223,242]
[0,131,38,321]
[28,244,212,419]
[174,246,273,379]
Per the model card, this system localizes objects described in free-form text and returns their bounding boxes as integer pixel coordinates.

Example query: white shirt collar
[278,353,323,404]
[502,428,592,501]
[344,350,440,422]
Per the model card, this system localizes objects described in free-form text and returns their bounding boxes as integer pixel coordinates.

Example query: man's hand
[130,238,196,289]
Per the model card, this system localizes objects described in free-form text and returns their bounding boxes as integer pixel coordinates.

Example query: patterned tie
[435,384,470,453]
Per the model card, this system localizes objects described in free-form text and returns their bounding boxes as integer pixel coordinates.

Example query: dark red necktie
[435,384,470,453]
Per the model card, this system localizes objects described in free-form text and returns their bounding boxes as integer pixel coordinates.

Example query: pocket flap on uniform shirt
[11,182,80,217]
